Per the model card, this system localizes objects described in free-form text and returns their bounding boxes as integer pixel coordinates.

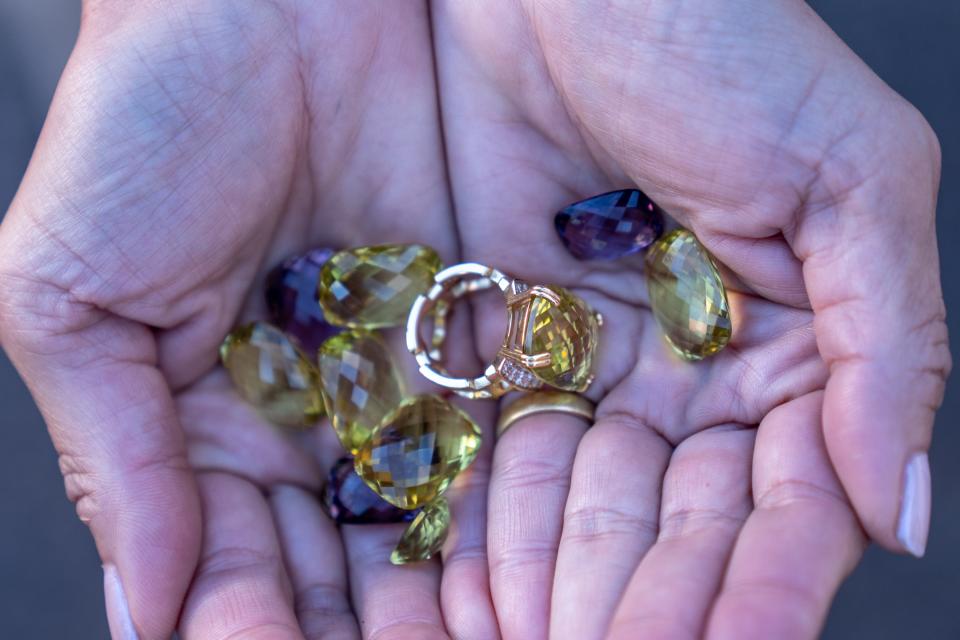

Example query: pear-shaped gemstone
[355,395,482,509]
[555,189,664,260]
[318,330,406,454]
[318,244,442,328]
[523,286,599,391]
[264,248,340,354]
[322,457,417,525]
[645,229,731,360]
[220,322,323,427]
[390,498,450,565]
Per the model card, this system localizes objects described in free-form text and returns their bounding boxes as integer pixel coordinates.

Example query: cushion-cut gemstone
[220,322,323,427]
[322,457,417,525]
[264,248,340,355]
[645,229,731,360]
[318,330,406,454]
[390,498,450,565]
[555,189,665,260]
[523,287,599,391]
[318,244,443,328]
[355,395,482,509]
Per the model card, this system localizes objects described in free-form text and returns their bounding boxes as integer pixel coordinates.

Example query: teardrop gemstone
[322,457,417,525]
[355,395,482,509]
[318,244,443,328]
[555,189,665,260]
[318,330,406,454]
[391,498,450,565]
[522,286,600,391]
[645,229,732,360]
[220,322,323,427]
[264,248,340,354]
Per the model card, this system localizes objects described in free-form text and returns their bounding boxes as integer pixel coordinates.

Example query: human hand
[430,1,948,638]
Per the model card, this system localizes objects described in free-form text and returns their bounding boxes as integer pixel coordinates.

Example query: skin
[0,1,948,639]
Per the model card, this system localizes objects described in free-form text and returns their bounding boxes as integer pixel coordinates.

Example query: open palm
[0,2,947,640]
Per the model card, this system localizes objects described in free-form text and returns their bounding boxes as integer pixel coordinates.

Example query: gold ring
[496,391,596,438]
[405,263,602,399]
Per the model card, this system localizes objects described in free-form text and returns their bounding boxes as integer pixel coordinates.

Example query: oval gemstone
[322,457,417,525]
[645,229,732,360]
[318,330,406,454]
[318,244,443,328]
[220,322,323,427]
[523,286,599,391]
[555,189,665,260]
[391,498,450,565]
[355,395,482,509]
[264,248,340,355]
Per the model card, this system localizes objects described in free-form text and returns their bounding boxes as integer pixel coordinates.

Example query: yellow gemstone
[318,244,443,328]
[318,330,406,454]
[220,322,323,427]
[355,395,482,509]
[645,229,732,360]
[523,286,599,391]
[391,498,450,565]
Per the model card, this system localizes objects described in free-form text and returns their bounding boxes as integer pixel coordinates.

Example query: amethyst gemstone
[555,189,665,260]
[264,248,340,355]
[322,457,417,525]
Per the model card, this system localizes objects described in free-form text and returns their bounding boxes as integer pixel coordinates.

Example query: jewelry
[406,263,602,400]
[496,391,596,438]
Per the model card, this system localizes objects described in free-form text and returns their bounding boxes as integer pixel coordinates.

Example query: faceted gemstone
[555,189,665,260]
[355,395,482,509]
[264,248,340,355]
[645,229,732,360]
[322,457,417,525]
[318,330,406,454]
[220,322,323,427]
[318,244,443,328]
[523,287,600,391]
[391,498,450,565]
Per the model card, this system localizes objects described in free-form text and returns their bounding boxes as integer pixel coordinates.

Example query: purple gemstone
[555,189,665,260]
[322,457,417,525]
[264,248,340,355]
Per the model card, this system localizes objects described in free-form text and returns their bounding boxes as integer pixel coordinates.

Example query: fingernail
[896,452,931,558]
[103,564,139,640]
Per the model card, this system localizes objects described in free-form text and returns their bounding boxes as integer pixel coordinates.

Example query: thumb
[0,259,201,638]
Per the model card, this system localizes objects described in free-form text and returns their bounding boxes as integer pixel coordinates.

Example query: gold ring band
[496,391,596,438]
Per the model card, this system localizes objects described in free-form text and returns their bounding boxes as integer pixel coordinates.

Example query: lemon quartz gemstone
[644,229,732,360]
[318,244,443,328]
[318,330,406,454]
[523,286,599,391]
[391,498,450,565]
[355,395,482,509]
[220,322,323,427]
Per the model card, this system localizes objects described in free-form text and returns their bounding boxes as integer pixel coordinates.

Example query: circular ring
[406,263,602,400]
[496,391,596,438]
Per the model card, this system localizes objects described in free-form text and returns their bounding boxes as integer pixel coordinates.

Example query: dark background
[0,1,957,638]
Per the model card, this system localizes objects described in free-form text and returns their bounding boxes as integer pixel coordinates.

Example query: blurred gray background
[0,1,957,638]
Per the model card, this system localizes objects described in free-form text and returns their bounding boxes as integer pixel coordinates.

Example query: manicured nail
[103,564,139,640]
[896,452,931,558]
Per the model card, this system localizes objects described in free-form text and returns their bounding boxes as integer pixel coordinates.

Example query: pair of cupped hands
[0,1,949,639]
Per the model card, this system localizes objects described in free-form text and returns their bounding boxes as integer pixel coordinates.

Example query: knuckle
[294,583,354,638]
[562,504,658,545]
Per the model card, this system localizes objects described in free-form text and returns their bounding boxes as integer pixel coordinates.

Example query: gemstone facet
[220,322,323,427]
[264,248,340,355]
[645,229,731,360]
[322,457,417,525]
[318,330,406,454]
[522,286,599,391]
[318,244,443,328]
[355,395,482,509]
[391,498,450,565]
[555,189,665,260]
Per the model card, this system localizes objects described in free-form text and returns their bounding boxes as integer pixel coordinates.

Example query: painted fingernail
[103,564,139,640]
[896,452,931,558]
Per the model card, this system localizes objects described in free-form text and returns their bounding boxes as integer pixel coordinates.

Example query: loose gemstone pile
[221,243,469,564]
